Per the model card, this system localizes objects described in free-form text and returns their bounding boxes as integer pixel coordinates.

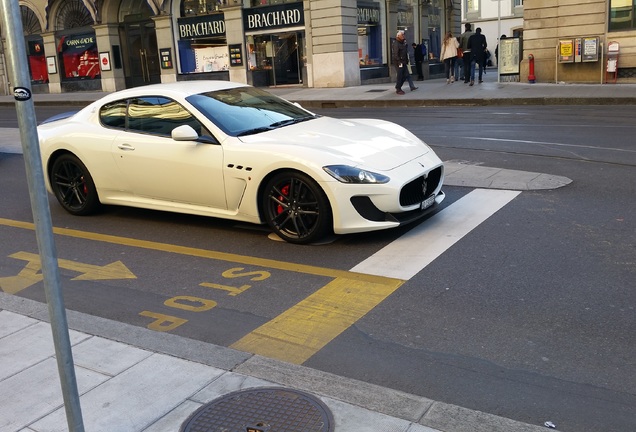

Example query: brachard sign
[243,3,304,31]
[358,1,380,24]
[177,14,226,39]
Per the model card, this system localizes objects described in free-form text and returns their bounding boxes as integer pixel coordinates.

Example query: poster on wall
[499,38,520,75]
[558,39,575,63]
[194,46,229,72]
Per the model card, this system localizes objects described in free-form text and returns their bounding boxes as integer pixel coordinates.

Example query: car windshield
[186,86,316,137]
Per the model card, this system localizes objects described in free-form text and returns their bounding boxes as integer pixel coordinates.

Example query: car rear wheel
[50,154,100,216]
[262,171,332,244]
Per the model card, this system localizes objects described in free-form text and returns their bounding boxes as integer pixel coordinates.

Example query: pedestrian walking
[440,31,459,84]
[459,23,474,84]
[454,36,463,82]
[467,27,487,86]
[412,42,424,81]
[495,34,507,66]
[392,30,418,95]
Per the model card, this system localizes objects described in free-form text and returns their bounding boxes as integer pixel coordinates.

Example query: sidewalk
[1,70,635,109]
[0,293,551,432]
[0,74,592,432]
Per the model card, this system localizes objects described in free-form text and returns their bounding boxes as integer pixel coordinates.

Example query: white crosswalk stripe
[350,188,521,279]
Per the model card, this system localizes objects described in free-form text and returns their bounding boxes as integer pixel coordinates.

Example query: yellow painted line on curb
[231,276,403,364]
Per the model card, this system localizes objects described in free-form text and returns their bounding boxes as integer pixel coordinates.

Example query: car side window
[100,100,127,129]
[127,96,211,138]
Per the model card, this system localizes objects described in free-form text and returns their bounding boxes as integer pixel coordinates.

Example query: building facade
[521,0,636,83]
[0,0,461,95]
[461,0,524,67]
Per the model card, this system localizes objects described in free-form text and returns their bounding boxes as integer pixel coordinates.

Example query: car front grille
[399,166,443,207]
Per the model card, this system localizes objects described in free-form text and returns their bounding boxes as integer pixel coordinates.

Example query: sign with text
[243,3,304,31]
[581,37,600,62]
[178,14,226,39]
[499,37,520,75]
[559,39,575,63]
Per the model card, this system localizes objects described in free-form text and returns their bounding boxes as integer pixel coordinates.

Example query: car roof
[99,80,249,101]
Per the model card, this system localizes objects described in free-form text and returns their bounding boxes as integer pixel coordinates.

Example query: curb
[0,292,553,432]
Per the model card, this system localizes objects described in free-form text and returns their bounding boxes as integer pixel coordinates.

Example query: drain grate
[366,89,388,93]
[180,387,334,432]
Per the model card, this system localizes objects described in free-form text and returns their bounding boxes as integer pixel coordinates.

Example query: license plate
[420,195,435,210]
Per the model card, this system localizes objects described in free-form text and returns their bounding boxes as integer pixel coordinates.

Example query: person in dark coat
[391,30,417,95]
[412,42,424,81]
[459,23,474,83]
[467,27,487,85]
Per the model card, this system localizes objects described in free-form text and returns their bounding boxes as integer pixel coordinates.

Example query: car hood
[238,117,429,171]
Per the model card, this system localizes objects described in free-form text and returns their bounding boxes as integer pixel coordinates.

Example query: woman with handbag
[440,31,460,84]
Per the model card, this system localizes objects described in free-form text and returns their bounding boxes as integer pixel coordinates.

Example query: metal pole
[497,0,501,83]
[0,1,85,431]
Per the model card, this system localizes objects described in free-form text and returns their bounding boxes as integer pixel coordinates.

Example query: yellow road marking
[0,217,404,363]
[0,217,392,283]
[0,251,136,294]
[231,276,403,364]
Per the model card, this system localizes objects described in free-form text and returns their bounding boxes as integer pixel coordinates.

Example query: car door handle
[117,143,135,151]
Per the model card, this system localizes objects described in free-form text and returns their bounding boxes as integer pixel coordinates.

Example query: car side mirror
[171,125,199,141]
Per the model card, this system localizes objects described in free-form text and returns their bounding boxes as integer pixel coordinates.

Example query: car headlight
[323,165,390,184]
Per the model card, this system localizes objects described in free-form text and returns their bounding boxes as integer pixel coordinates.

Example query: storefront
[20,5,49,92]
[243,2,305,87]
[176,12,230,81]
[357,1,388,81]
[56,31,101,91]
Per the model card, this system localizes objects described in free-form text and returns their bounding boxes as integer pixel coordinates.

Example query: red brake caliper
[277,184,289,215]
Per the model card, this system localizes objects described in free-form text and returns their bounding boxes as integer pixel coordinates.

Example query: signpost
[0,1,85,430]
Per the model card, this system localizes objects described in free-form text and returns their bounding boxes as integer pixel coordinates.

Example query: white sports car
[38,81,444,244]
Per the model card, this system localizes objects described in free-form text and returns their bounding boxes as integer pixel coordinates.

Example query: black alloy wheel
[262,171,332,244]
[50,154,100,216]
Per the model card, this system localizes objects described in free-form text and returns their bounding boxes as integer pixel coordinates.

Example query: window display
[177,13,229,74]
[28,40,48,83]
[357,1,384,67]
[57,33,101,80]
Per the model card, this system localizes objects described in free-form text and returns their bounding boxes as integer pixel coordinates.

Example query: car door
[111,96,227,210]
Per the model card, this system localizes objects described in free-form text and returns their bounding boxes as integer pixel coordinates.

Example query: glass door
[121,20,161,88]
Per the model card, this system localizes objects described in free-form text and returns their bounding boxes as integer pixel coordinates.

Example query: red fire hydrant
[528,54,536,83]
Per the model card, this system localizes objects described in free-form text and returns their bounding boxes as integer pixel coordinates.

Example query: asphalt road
[1,105,634,432]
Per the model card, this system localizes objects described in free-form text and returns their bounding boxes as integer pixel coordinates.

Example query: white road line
[350,189,521,280]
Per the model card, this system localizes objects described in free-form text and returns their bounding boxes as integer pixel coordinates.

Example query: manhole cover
[180,387,334,432]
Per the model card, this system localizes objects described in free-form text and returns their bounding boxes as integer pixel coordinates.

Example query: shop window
[178,2,229,74]
[246,33,303,86]
[426,0,442,62]
[21,6,48,84]
[55,0,99,81]
[609,0,636,31]
[357,1,384,67]
[249,0,301,6]
[182,0,232,15]
[57,33,101,79]
[465,0,480,18]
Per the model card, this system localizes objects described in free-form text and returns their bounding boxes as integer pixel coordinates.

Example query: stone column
[223,6,248,84]
[41,32,61,94]
[305,0,360,87]
[93,24,126,92]
[152,14,177,83]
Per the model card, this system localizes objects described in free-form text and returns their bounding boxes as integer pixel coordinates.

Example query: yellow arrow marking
[0,258,43,295]
[0,251,136,294]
